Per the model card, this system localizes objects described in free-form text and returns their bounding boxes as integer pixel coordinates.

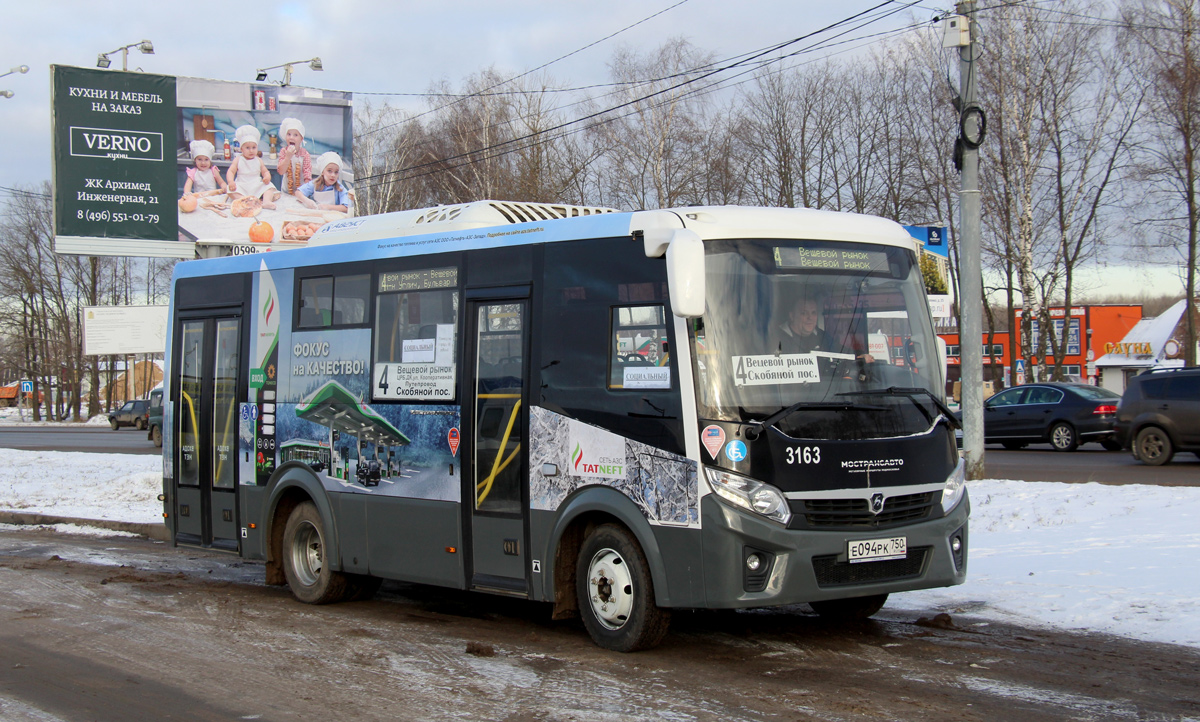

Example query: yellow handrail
[213,394,236,486]
[476,399,521,507]
[181,390,197,447]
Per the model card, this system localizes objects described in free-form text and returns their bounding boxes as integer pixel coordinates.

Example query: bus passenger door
[467,299,529,596]
[174,315,242,551]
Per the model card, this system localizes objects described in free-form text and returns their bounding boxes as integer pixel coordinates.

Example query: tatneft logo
[262,291,275,326]
[320,219,367,234]
[567,420,626,480]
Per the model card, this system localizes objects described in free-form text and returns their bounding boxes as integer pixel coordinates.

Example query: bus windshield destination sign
[378,267,458,293]
[774,245,890,273]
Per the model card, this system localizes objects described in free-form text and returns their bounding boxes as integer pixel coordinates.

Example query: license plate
[847,536,907,563]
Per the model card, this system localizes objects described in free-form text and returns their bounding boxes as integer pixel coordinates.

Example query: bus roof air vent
[489,201,615,224]
[306,200,618,247]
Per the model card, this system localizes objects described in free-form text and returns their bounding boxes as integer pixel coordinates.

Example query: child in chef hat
[294,151,351,213]
[182,139,228,195]
[226,125,279,209]
[276,117,312,195]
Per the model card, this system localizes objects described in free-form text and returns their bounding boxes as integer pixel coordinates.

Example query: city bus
[162,200,968,651]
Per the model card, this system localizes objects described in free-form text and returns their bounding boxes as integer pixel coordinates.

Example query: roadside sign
[20,380,32,394]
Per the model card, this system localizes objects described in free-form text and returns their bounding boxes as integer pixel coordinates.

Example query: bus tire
[576,523,670,652]
[809,593,888,620]
[282,501,350,604]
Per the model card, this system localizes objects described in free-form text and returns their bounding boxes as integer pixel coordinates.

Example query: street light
[254,57,322,86]
[1,64,28,99]
[96,40,154,71]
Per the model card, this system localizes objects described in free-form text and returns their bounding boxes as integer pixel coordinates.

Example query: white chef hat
[279,117,306,139]
[189,139,215,159]
[234,125,261,146]
[314,151,343,174]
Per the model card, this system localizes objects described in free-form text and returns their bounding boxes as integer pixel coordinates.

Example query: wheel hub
[587,548,634,630]
[290,521,323,587]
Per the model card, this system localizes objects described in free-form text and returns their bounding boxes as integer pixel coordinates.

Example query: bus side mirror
[642,228,705,318]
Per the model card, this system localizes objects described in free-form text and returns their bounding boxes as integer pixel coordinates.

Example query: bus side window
[298,273,370,329]
[609,305,670,390]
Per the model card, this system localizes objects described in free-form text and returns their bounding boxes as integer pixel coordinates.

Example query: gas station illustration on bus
[294,380,410,487]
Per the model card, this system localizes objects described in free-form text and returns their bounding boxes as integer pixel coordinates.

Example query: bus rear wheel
[282,501,350,604]
[576,524,670,652]
[809,593,889,620]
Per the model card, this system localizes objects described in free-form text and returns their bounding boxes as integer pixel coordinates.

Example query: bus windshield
[689,238,946,440]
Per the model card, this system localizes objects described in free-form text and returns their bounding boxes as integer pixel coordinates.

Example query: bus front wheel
[576,523,670,652]
[282,501,350,604]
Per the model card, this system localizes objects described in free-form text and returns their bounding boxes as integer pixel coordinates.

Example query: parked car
[145,388,163,447]
[955,382,1121,451]
[108,399,150,430]
[1113,367,1200,466]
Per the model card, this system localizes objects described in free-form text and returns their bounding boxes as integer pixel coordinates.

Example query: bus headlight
[705,467,791,525]
[941,459,967,513]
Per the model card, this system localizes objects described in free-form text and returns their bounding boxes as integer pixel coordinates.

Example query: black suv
[108,399,150,430]
[1114,367,1200,466]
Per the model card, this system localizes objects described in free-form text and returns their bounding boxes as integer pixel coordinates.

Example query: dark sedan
[958,383,1121,451]
[108,399,149,430]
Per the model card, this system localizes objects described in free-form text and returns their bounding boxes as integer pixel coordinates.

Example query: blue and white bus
[162,200,968,651]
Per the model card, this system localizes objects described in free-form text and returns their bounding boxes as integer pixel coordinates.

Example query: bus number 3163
[785,446,820,464]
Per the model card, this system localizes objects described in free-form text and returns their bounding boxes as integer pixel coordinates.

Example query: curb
[0,511,169,541]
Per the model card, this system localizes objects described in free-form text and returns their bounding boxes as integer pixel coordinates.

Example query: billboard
[52,66,178,255]
[52,66,353,259]
[83,305,169,355]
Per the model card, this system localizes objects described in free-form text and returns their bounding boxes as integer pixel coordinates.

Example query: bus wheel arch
[264,468,340,586]
[281,500,351,604]
[546,487,674,621]
[575,522,671,651]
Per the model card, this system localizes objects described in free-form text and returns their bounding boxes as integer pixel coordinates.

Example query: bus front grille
[812,546,930,587]
[792,492,936,530]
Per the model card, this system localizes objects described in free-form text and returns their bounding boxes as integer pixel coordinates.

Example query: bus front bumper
[697,490,969,608]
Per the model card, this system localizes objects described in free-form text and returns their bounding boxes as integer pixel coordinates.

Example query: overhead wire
[355,0,929,190]
[0,185,51,200]
[359,18,925,192]
[355,0,694,140]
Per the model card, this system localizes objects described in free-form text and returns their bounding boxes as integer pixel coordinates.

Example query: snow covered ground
[0,446,1196,650]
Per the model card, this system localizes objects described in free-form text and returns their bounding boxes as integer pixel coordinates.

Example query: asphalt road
[1,529,1197,722]
[0,425,160,455]
[1,426,1197,484]
[982,442,1200,485]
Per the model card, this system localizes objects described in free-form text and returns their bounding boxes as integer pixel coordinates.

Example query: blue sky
[1,0,916,191]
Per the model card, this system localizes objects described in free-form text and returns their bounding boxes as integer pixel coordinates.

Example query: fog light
[951,536,962,553]
[746,553,762,571]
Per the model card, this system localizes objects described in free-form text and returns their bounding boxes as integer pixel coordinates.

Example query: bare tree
[594,39,714,210]
[1122,0,1200,365]
[353,100,429,215]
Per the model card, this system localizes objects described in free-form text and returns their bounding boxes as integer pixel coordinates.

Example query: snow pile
[0,449,161,523]
[0,448,1197,649]
[902,479,1200,648]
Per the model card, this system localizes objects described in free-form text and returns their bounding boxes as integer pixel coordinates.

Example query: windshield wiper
[743,400,888,439]
[835,387,962,430]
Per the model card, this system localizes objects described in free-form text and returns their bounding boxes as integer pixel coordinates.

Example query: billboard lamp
[97,40,154,71]
[255,58,323,86]
[1,64,27,97]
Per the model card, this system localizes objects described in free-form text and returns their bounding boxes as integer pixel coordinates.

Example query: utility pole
[957,0,986,480]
